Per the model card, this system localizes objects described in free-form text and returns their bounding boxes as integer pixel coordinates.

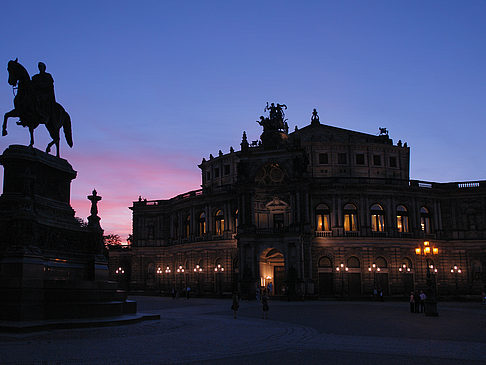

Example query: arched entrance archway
[260,248,285,295]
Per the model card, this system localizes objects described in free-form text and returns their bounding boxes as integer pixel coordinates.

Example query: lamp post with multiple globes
[368,263,381,299]
[165,266,171,294]
[415,241,439,316]
[214,264,224,295]
[156,266,163,294]
[194,264,203,296]
[176,265,185,292]
[450,265,462,295]
[335,263,348,297]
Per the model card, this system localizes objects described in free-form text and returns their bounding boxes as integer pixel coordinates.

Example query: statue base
[0,145,135,321]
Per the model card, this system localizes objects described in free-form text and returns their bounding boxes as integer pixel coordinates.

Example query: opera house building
[109,105,485,299]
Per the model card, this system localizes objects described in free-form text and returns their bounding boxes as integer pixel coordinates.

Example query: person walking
[261,290,269,319]
[419,290,426,313]
[409,291,415,313]
[231,292,240,319]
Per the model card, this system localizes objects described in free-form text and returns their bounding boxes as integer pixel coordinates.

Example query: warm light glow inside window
[344,204,358,231]
[396,205,409,233]
[215,210,224,235]
[316,205,330,231]
[420,207,431,233]
[371,204,384,232]
[198,212,206,235]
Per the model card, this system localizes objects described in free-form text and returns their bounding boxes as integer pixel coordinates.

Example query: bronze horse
[2,59,72,157]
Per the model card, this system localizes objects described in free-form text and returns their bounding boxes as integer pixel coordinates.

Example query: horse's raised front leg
[3,108,19,136]
[29,127,34,147]
[46,140,55,154]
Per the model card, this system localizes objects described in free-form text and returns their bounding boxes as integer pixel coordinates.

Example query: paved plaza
[1,296,485,364]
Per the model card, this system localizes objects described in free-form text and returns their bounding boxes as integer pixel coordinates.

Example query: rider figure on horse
[32,62,56,122]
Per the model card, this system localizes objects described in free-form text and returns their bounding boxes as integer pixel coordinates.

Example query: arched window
[396,205,409,233]
[315,204,330,231]
[420,207,431,233]
[375,256,387,268]
[347,256,360,268]
[198,212,206,236]
[344,204,358,231]
[215,210,224,235]
[370,204,385,232]
[185,214,191,237]
[318,256,332,268]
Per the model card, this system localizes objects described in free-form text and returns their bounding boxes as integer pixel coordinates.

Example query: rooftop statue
[379,127,389,136]
[258,102,288,133]
[311,108,320,125]
[2,59,73,157]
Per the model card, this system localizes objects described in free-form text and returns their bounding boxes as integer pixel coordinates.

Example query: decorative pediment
[265,197,289,212]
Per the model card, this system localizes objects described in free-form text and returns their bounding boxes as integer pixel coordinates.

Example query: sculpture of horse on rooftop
[2,59,72,157]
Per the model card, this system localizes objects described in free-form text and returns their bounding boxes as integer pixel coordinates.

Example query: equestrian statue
[3,59,72,157]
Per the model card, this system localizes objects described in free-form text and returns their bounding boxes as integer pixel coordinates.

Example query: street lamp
[214,264,224,295]
[115,266,125,289]
[415,241,439,316]
[450,265,462,295]
[156,266,163,294]
[194,264,203,296]
[368,263,381,298]
[165,266,171,294]
[398,263,412,273]
[336,263,348,297]
[176,265,185,292]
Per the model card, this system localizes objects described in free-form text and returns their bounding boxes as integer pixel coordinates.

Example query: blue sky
[1,1,485,239]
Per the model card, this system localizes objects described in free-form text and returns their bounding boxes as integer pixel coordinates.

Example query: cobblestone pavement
[0,296,485,364]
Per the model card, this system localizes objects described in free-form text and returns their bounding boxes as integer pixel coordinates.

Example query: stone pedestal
[0,145,135,321]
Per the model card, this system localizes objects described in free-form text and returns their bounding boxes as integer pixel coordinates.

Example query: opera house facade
[109,105,485,299]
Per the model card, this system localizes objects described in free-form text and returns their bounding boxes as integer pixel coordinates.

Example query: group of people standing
[231,287,270,319]
[409,290,427,313]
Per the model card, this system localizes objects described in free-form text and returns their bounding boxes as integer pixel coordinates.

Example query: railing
[344,231,359,237]
[315,230,332,237]
[458,182,480,188]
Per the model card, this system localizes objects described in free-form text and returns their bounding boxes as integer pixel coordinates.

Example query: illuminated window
[370,204,385,232]
[344,203,358,231]
[198,212,206,235]
[185,214,191,237]
[396,205,409,233]
[215,210,224,235]
[315,203,330,231]
[420,207,431,233]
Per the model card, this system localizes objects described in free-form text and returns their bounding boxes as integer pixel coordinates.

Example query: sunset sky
[1,1,485,241]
